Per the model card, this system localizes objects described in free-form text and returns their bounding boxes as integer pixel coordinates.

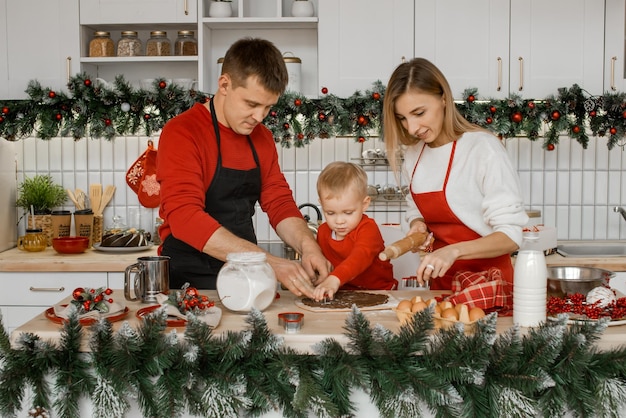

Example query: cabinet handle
[184,0,188,15]
[518,57,524,91]
[66,56,72,83]
[611,56,617,91]
[30,286,65,292]
[496,57,502,91]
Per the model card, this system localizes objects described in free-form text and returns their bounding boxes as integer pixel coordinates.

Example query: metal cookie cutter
[278,312,304,333]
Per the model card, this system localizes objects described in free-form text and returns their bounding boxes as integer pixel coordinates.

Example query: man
[157,37,328,297]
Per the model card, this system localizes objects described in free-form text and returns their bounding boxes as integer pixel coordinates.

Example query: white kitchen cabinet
[79,0,198,24]
[0,272,108,333]
[604,0,626,92]
[1,0,80,100]
[414,0,605,100]
[317,0,414,97]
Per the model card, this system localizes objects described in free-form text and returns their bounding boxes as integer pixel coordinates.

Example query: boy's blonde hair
[317,162,368,200]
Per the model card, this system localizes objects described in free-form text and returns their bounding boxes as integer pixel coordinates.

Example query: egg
[397,299,413,312]
[469,307,486,321]
[410,295,423,304]
[454,303,465,315]
[433,304,442,315]
[439,301,453,311]
[441,307,458,321]
[458,304,470,323]
[411,301,428,313]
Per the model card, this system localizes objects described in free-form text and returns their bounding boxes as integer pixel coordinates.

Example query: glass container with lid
[145,31,171,56]
[89,31,114,57]
[117,31,142,57]
[174,30,197,56]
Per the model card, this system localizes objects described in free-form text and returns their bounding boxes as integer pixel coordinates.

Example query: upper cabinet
[1,0,80,100]
[605,0,626,92]
[317,0,414,97]
[414,0,605,100]
[80,0,197,24]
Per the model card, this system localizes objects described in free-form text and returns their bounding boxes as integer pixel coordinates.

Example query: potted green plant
[16,175,66,245]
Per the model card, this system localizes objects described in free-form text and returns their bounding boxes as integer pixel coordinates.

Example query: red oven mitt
[447,268,513,316]
[126,140,160,208]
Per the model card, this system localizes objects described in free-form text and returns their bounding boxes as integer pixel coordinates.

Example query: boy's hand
[312,275,341,301]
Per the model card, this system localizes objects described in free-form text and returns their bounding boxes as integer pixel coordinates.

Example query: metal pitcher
[124,256,170,303]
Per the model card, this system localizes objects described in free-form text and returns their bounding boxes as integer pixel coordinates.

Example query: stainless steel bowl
[547,266,615,298]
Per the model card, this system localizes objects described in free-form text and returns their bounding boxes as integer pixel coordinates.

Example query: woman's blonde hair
[317,162,368,200]
[382,58,482,174]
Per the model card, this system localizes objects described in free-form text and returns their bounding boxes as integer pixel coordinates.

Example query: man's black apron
[162,99,261,289]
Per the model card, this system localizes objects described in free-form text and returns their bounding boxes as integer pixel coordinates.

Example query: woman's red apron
[410,141,513,290]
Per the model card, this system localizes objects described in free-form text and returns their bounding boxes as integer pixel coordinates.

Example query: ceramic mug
[125,256,170,303]
[17,229,47,252]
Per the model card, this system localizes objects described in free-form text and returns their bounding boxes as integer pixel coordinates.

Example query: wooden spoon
[90,184,102,215]
[98,185,116,214]
[66,189,80,208]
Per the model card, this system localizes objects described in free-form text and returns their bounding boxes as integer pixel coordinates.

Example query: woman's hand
[416,245,460,286]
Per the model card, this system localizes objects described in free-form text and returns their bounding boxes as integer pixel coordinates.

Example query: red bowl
[52,236,90,254]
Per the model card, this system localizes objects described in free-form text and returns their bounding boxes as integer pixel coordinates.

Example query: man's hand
[266,255,316,298]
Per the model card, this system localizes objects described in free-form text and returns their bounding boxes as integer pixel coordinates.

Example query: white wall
[14,133,626,242]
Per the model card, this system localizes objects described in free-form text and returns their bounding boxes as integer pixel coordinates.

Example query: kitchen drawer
[0,272,107,306]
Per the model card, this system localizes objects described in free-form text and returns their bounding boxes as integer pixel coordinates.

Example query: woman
[383,58,528,290]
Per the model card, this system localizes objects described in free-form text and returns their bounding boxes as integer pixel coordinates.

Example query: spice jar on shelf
[117,31,142,57]
[174,30,197,56]
[89,31,114,57]
[145,31,171,56]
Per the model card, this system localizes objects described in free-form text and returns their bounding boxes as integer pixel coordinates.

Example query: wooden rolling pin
[379,231,430,261]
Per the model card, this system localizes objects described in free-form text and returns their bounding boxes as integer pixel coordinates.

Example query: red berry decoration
[572,125,581,134]
[318,112,326,121]
[294,98,302,107]
[357,115,368,126]
[297,133,304,140]
[55,113,62,121]
[83,301,91,311]
[48,91,56,99]
[84,79,92,87]
[321,87,328,94]
[270,110,277,117]
[372,92,381,101]
[511,112,522,123]
[486,117,493,124]
[547,143,555,151]
[72,287,85,301]
[357,136,366,143]
[622,110,626,119]
[527,101,535,109]
[105,288,113,295]
[467,94,475,103]
[104,118,111,126]
[550,110,561,121]
[489,106,497,114]
[144,114,151,120]
[185,287,199,298]
[610,127,618,135]
[589,110,597,117]
[1,106,8,114]
[283,122,290,130]
[0,116,4,123]
[159,80,167,89]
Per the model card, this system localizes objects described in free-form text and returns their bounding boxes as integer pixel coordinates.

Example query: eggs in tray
[394,296,486,331]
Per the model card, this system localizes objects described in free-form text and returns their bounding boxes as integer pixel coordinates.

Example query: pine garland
[1,307,626,417]
[0,75,625,150]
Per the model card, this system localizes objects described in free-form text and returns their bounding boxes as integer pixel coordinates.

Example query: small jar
[117,31,142,57]
[216,252,277,312]
[174,30,197,56]
[145,31,171,56]
[89,31,114,57]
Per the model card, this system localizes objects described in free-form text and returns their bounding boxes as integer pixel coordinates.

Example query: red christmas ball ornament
[72,288,85,301]
[84,79,92,87]
[321,87,328,94]
[547,143,555,151]
[104,118,111,126]
[511,112,522,123]
[610,127,618,135]
[144,114,151,120]
[572,125,581,134]
[527,101,535,109]
[357,115,368,126]
[486,117,493,124]
[283,122,290,130]
[489,106,497,114]
[589,110,597,118]
[318,112,326,121]
[467,94,475,103]
[105,288,113,295]
[48,91,56,99]
[357,136,366,143]
[1,106,9,115]
[550,110,561,121]
[158,80,167,89]
[55,113,62,121]
[108,298,114,304]
[270,110,277,118]
[622,110,626,119]
[372,92,381,101]
[297,133,304,140]
[294,98,302,107]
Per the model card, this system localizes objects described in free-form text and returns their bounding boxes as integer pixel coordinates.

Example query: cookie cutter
[278,312,304,333]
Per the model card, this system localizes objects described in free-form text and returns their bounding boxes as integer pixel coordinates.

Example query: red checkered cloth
[447,268,513,316]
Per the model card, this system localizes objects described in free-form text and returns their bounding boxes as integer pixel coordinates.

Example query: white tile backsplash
[13,133,626,242]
